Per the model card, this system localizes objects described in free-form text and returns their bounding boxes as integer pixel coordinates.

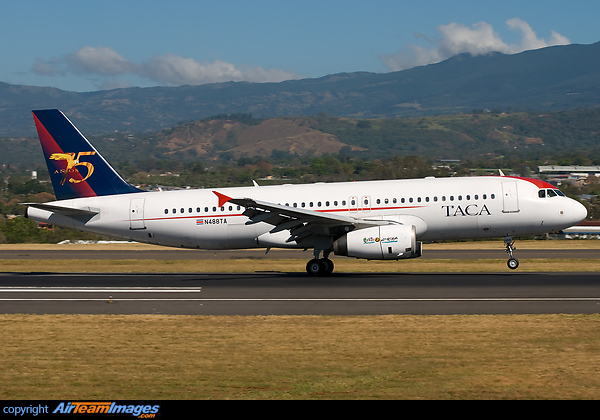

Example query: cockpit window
[540,188,565,198]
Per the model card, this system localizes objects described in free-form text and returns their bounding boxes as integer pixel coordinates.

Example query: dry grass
[1,314,599,400]
[1,240,599,273]
[1,239,600,251]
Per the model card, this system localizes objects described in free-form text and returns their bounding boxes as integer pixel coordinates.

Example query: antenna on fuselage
[498,169,505,176]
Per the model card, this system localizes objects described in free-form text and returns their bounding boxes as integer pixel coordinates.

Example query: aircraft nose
[572,200,588,225]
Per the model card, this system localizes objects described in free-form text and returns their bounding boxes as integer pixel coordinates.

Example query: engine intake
[333,224,422,260]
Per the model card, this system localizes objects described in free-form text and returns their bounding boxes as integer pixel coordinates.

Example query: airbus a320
[26,110,587,276]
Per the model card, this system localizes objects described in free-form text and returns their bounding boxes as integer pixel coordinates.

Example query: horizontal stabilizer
[23,203,99,216]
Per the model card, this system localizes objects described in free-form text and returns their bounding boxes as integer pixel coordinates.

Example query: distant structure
[538,166,600,183]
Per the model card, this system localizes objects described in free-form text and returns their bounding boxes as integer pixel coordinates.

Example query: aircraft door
[501,181,520,213]
[129,198,146,230]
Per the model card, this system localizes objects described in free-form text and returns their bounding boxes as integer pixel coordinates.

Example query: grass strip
[1,314,599,400]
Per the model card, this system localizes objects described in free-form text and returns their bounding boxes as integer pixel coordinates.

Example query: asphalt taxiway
[1,271,599,315]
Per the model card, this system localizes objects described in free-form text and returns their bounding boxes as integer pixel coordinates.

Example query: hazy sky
[2,0,598,92]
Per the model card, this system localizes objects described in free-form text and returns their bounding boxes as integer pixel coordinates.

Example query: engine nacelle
[333,224,422,260]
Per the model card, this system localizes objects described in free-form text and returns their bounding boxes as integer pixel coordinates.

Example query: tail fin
[32,109,141,200]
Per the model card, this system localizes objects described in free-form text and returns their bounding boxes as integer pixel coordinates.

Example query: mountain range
[1,41,600,138]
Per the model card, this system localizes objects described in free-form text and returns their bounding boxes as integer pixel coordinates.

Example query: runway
[1,271,599,315]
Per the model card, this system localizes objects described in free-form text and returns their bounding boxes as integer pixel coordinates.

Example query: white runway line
[1,287,598,302]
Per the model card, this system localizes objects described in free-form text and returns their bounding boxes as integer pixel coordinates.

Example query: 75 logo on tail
[49,151,96,185]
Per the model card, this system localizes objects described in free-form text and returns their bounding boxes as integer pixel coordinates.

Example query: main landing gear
[306,236,335,276]
[306,246,334,276]
[306,258,334,276]
[504,236,519,270]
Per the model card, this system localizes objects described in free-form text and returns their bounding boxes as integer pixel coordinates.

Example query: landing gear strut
[504,236,519,270]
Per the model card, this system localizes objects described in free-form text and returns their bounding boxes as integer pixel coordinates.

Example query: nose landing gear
[504,236,519,269]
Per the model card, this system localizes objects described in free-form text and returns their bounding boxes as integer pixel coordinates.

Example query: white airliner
[26,109,588,276]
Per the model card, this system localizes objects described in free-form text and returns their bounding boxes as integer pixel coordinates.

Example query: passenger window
[164,209,168,214]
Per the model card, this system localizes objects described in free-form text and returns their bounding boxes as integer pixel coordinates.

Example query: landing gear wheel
[306,259,323,276]
[306,258,334,276]
[507,258,519,270]
[321,258,334,275]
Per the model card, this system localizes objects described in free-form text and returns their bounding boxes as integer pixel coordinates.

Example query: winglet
[213,191,232,207]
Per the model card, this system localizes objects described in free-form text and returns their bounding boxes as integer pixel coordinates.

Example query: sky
[2,0,599,92]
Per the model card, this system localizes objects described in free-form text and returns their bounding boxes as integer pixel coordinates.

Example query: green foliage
[0,217,104,244]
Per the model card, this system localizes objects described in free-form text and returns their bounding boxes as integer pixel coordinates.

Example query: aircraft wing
[213,191,385,243]
[23,203,99,217]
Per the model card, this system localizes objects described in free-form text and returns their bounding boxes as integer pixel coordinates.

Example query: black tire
[507,258,519,270]
[306,259,322,276]
[321,258,334,275]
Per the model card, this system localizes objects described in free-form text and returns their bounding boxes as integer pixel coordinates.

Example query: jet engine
[333,224,422,260]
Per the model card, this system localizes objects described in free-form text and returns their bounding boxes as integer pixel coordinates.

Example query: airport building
[538,166,600,182]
